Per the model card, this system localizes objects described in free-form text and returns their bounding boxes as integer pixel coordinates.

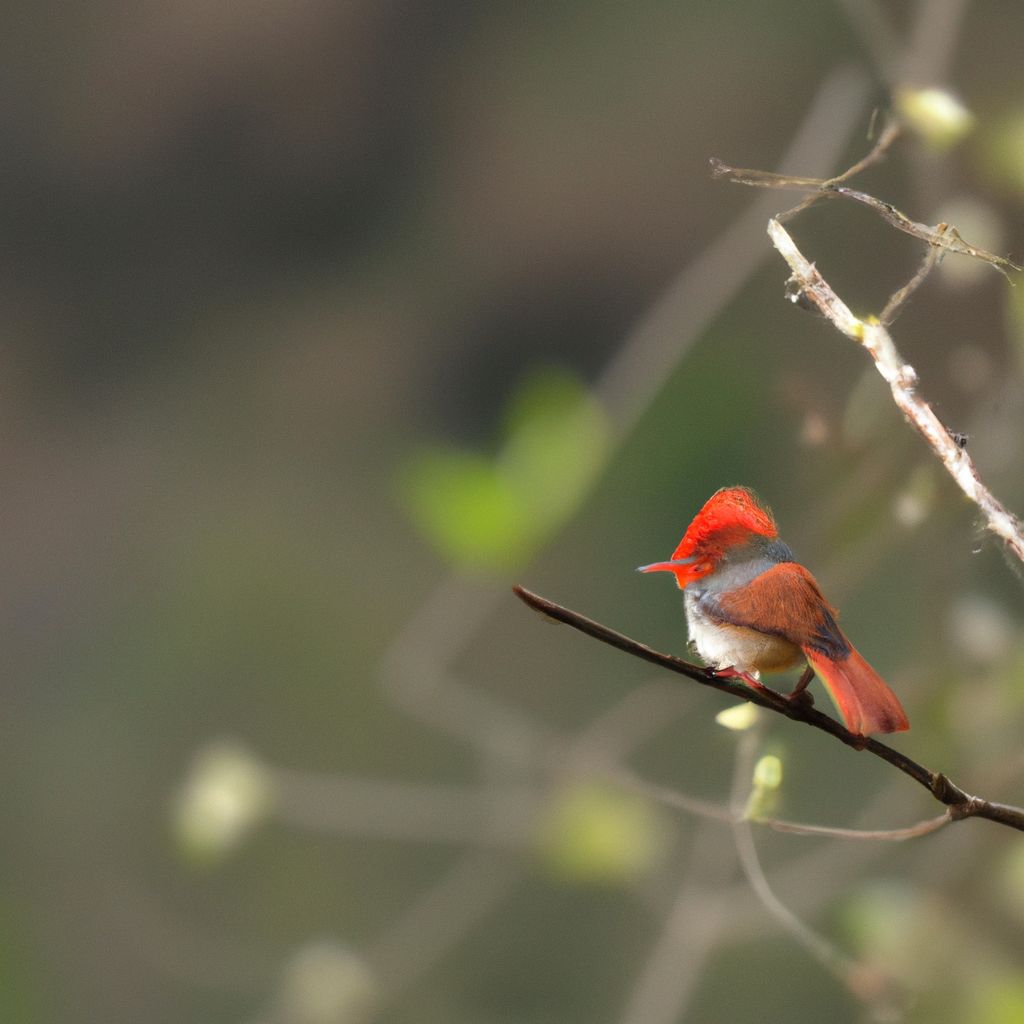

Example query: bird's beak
[636,557,696,574]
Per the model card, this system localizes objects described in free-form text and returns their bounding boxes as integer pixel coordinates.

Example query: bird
[637,486,909,736]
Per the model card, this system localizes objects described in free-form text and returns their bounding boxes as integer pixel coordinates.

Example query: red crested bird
[638,487,909,736]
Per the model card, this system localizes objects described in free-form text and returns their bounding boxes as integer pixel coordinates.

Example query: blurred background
[5,1,1024,1021]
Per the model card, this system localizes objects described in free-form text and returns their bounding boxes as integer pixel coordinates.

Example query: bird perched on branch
[638,487,909,737]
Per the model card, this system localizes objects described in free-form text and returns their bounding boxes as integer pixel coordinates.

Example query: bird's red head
[638,486,778,588]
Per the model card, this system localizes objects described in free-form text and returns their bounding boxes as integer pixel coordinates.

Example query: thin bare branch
[598,765,951,842]
[825,118,903,185]
[709,159,829,191]
[768,218,1024,567]
[713,120,1021,277]
[710,118,902,193]
[728,733,883,1003]
[512,585,1024,833]
[763,811,951,841]
[824,189,1021,275]
[878,243,942,324]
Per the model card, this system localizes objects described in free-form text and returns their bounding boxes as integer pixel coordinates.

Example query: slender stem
[768,218,1024,566]
[512,585,1024,834]
[730,733,869,995]
[710,119,902,193]
[822,190,1020,274]
[604,765,951,841]
[763,812,950,841]
[826,118,902,185]
[713,130,1021,275]
[878,243,942,324]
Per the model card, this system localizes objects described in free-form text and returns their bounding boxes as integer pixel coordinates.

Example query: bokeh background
[6,2,1024,1022]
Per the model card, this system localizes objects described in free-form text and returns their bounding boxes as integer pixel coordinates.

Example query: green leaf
[400,449,531,572]
[400,368,608,573]
[501,368,609,534]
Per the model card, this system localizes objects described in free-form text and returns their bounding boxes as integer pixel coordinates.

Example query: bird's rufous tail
[804,647,909,736]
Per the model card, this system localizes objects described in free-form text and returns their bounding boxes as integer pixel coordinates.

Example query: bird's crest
[671,486,778,560]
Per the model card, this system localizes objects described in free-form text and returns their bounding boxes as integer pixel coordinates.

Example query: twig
[608,763,951,841]
[728,732,882,1004]
[709,118,902,193]
[878,243,942,324]
[763,812,950,841]
[768,218,1024,567]
[511,585,1024,833]
[712,155,1021,277]
[828,118,903,185]
[712,118,1021,277]
[821,189,1020,275]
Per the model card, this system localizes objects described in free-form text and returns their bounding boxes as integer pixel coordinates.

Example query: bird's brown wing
[705,562,850,659]
[705,563,908,735]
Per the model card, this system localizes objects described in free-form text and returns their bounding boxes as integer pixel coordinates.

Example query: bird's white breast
[684,590,802,676]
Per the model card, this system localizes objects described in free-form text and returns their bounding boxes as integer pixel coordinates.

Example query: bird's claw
[712,666,768,691]
[785,688,815,709]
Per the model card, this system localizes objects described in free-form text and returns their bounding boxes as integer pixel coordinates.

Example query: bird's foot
[785,665,816,708]
[787,689,815,710]
[712,666,768,692]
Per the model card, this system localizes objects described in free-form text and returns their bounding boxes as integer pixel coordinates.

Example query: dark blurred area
[5,2,1024,1022]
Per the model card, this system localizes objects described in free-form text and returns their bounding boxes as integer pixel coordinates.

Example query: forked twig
[714,120,1024,558]
[727,731,887,1004]
[606,764,952,841]
[824,189,1019,276]
[711,119,1022,277]
[763,811,950,841]
[768,218,1024,566]
[512,585,1024,833]
[710,118,902,192]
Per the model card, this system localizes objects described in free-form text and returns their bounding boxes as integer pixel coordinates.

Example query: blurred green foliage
[985,111,1024,197]
[401,369,608,572]
[745,753,784,820]
[973,978,1024,1024]
[173,741,274,865]
[895,87,975,152]
[535,782,668,884]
